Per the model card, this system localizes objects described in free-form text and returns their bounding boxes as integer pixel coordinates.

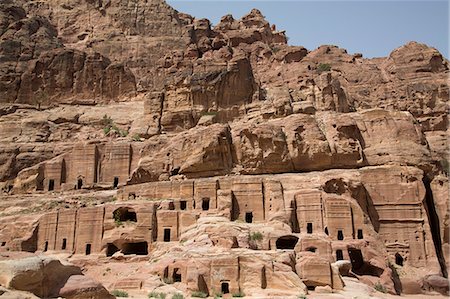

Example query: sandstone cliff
[0,1,448,298]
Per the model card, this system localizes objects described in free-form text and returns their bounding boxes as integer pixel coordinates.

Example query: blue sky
[167,0,449,58]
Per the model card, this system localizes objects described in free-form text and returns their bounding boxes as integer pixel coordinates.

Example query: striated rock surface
[0,0,448,298]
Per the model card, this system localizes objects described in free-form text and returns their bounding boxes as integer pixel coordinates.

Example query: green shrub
[250,232,263,241]
[132,134,141,141]
[148,292,167,299]
[191,291,208,298]
[214,291,223,298]
[374,282,387,293]
[111,289,129,297]
[317,63,331,73]
[297,295,307,299]
[232,291,245,297]
[172,294,184,299]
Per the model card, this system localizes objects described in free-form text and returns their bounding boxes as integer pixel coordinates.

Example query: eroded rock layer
[0,0,448,298]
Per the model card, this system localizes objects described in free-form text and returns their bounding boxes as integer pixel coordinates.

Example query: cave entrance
[62,238,67,250]
[202,198,210,211]
[173,268,182,282]
[44,241,48,252]
[113,207,137,222]
[337,230,344,240]
[122,242,148,255]
[276,235,299,249]
[48,179,55,191]
[77,178,83,189]
[85,243,91,255]
[348,248,363,271]
[336,249,343,261]
[395,253,404,266]
[306,247,317,253]
[164,228,171,242]
[113,177,119,188]
[106,243,119,257]
[357,229,364,239]
[180,201,187,210]
[307,222,313,234]
[245,212,253,223]
[221,282,230,294]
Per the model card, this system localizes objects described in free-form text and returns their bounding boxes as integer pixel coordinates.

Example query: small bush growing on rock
[214,291,223,298]
[191,291,208,298]
[250,232,263,241]
[374,282,387,293]
[172,294,184,299]
[317,63,331,73]
[148,292,167,299]
[132,133,141,141]
[232,291,245,297]
[297,295,307,299]
[111,289,129,297]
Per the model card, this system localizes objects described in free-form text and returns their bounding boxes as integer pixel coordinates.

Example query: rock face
[0,255,111,298]
[0,0,448,298]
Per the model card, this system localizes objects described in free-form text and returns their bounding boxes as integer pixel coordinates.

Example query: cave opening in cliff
[113,177,119,188]
[173,268,182,282]
[48,179,55,191]
[395,253,403,266]
[180,201,187,210]
[1,242,5,247]
[77,178,83,189]
[245,212,253,223]
[113,207,137,222]
[85,244,91,255]
[357,229,364,239]
[44,241,48,252]
[307,223,313,234]
[423,175,448,278]
[62,238,67,250]
[336,249,343,260]
[276,235,299,249]
[202,198,210,210]
[106,243,119,257]
[221,282,230,294]
[306,247,317,253]
[324,227,329,235]
[348,248,383,277]
[122,242,148,255]
[337,230,344,240]
[164,228,171,242]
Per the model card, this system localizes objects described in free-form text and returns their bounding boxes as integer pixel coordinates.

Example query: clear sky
[167,0,449,58]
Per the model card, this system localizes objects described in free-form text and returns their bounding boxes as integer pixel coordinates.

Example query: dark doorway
[307,222,313,234]
[336,249,343,261]
[337,230,344,240]
[221,282,230,294]
[44,241,48,252]
[113,207,137,222]
[348,248,364,271]
[324,227,329,235]
[180,201,187,210]
[276,235,299,249]
[202,198,210,211]
[173,268,182,282]
[107,243,119,257]
[77,178,83,189]
[48,179,55,191]
[169,202,175,210]
[62,238,67,250]
[85,243,91,255]
[357,229,363,239]
[395,253,404,266]
[245,212,253,223]
[122,242,148,255]
[113,177,119,188]
[164,228,171,242]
